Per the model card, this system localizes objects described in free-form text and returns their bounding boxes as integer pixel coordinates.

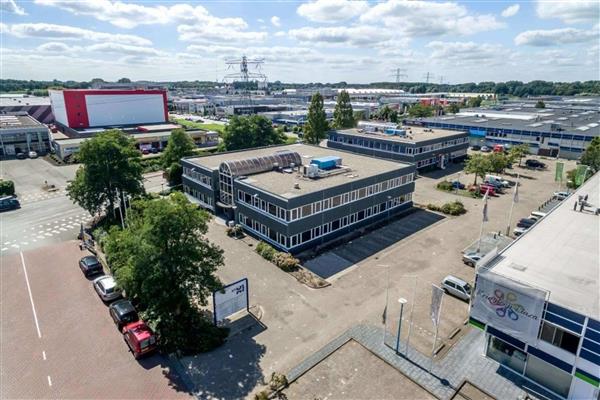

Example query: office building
[405,106,600,159]
[469,173,600,400]
[327,121,469,170]
[0,112,50,156]
[182,144,415,253]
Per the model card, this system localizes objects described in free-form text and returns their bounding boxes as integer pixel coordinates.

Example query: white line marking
[1,248,7,252]
[47,376,52,387]
[42,351,47,360]
[21,242,28,246]
[3,241,10,245]
[20,252,42,339]
[11,244,19,248]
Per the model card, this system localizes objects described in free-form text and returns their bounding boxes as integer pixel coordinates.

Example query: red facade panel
[63,90,90,128]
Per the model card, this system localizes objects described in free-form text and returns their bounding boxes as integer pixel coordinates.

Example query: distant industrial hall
[181,144,416,253]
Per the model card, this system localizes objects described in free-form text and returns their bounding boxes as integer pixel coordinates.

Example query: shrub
[426,203,441,212]
[0,180,15,196]
[436,181,453,191]
[441,201,466,215]
[256,241,277,261]
[226,224,244,238]
[273,253,299,272]
[269,372,288,391]
[254,391,269,400]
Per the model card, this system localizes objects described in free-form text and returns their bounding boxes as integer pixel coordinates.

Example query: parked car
[553,191,570,201]
[141,149,150,155]
[109,299,139,329]
[525,159,546,169]
[15,152,26,159]
[480,146,491,153]
[485,174,510,188]
[517,218,537,228]
[122,321,158,359]
[493,144,505,153]
[78,255,103,277]
[529,211,547,221]
[441,275,472,301]
[452,181,465,190]
[483,180,504,193]
[150,147,159,154]
[513,226,529,236]
[471,145,481,151]
[28,151,38,158]
[93,275,122,302]
[0,196,20,212]
[462,252,483,267]
[479,184,496,196]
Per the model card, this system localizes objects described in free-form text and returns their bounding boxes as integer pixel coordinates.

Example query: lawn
[172,118,225,134]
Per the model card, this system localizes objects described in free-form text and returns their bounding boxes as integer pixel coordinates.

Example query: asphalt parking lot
[179,155,576,397]
[0,241,190,399]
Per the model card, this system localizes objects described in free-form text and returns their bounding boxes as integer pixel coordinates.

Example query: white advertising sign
[430,285,444,327]
[471,271,546,343]
[213,278,248,325]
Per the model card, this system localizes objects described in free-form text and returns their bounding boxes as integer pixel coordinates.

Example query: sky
[0,0,598,84]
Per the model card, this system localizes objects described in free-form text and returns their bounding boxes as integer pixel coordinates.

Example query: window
[301,204,312,218]
[331,196,341,207]
[525,354,572,398]
[314,202,321,213]
[332,219,340,230]
[486,337,526,374]
[301,230,311,243]
[291,209,298,220]
[540,322,579,354]
[268,203,277,216]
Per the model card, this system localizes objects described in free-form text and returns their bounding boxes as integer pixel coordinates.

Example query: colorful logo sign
[488,289,522,320]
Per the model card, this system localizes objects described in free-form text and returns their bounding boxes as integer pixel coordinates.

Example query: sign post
[213,278,249,326]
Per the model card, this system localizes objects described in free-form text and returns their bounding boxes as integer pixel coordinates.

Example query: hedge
[0,180,15,196]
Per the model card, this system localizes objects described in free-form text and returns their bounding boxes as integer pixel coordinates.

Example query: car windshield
[464,284,472,294]
[139,336,156,349]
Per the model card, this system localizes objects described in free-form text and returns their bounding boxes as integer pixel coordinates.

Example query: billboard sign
[471,271,546,343]
[213,278,249,325]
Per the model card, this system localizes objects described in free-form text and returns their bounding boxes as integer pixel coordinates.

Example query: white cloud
[501,4,520,18]
[178,25,267,44]
[288,26,392,47]
[274,31,286,37]
[1,0,26,15]
[36,42,76,52]
[87,43,166,56]
[515,28,598,46]
[297,0,368,23]
[426,41,512,66]
[34,0,247,30]
[3,23,152,46]
[257,18,265,23]
[360,0,504,36]
[535,0,599,24]
[271,16,281,27]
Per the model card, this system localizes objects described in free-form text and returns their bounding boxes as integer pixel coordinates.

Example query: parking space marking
[1,247,7,252]
[20,252,42,339]
[42,351,46,360]
[47,376,52,387]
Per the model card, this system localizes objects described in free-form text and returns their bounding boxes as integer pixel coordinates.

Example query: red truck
[122,320,157,359]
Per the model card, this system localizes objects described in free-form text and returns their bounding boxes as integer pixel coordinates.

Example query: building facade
[327,123,469,170]
[0,112,50,156]
[469,173,600,400]
[182,144,415,253]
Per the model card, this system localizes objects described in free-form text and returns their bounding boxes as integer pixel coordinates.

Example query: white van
[441,275,472,301]
[529,211,547,221]
[485,174,510,188]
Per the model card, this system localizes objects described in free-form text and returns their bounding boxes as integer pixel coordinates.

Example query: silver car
[442,275,472,301]
[93,275,122,302]
[462,252,482,267]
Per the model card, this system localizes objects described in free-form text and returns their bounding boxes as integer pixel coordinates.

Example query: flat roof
[0,113,45,129]
[185,144,412,199]
[412,107,600,136]
[487,172,599,319]
[137,123,181,132]
[0,96,51,107]
[337,125,466,143]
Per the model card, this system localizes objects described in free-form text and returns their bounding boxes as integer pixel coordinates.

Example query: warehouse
[49,88,168,131]
[327,122,469,170]
[469,173,600,400]
[182,144,415,253]
[0,112,50,157]
[405,106,600,159]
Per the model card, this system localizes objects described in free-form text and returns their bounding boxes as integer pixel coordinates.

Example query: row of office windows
[236,172,414,223]
[238,194,412,249]
[330,134,468,155]
[182,167,213,188]
[183,185,214,209]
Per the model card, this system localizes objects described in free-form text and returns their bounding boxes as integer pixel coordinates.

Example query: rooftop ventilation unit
[310,156,342,170]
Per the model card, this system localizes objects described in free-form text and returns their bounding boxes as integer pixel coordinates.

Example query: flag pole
[505,174,519,236]
[476,189,489,253]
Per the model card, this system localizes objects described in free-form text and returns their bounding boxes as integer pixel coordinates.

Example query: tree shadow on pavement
[179,322,267,399]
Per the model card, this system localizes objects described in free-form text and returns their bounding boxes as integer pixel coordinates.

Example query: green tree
[389,110,399,123]
[488,152,510,173]
[105,193,227,353]
[117,77,132,83]
[221,115,286,151]
[508,143,530,166]
[162,128,196,168]
[467,96,483,108]
[303,92,329,144]
[580,137,600,173]
[66,130,144,217]
[446,103,460,114]
[378,105,392,121]
[535,100,546,108]
[333,90,354,128]
[407,103,434,118]
[464,153,492,185]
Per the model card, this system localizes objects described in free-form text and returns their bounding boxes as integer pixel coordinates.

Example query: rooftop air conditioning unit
[302,163,319,178]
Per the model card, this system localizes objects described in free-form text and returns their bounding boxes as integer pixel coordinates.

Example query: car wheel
[443,288,449,294]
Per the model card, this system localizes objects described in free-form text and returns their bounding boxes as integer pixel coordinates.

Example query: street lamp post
[395,297,408,354]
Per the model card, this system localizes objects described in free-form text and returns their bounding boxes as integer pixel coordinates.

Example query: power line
[390,68,408,83]
[422,72,435,84]
[223,55,268,104]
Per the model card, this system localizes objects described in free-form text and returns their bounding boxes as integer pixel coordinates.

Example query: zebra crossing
[17,189,68,204]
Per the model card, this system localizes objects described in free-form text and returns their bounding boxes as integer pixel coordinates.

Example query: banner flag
[555,162,564,182]
[482,189,489,222]
[430,285,444,327]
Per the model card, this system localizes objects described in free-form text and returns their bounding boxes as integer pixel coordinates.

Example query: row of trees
[66,129,227,354]
[464,144,530,184]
